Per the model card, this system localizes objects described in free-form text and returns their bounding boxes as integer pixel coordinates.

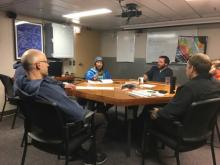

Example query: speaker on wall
[6,11,17,19]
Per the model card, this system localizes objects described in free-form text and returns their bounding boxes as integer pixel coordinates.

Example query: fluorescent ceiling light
[63,8,112,19]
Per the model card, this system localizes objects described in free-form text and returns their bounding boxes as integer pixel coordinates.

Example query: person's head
[186,53,211,79]
[157,56,170,69]
[209,59,220,75]
[21,49,49,79]
[94,56,103,71]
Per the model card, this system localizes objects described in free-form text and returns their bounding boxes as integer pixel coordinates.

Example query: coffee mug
[138,77,144,84]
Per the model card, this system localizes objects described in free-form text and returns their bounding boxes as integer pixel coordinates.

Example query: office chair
[0,74,20,129]
[142,97,220,165]
[216,116,220,142]
[20,99,96,165]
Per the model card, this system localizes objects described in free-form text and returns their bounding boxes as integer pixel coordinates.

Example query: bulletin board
[175,36,208,63]
[14,20,43,59]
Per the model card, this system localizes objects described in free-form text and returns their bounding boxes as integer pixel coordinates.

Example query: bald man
[14,49,107,164]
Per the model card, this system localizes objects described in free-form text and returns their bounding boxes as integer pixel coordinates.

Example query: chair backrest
[0,74,14,98]
[181,97,220,141]
[21,99,66,137]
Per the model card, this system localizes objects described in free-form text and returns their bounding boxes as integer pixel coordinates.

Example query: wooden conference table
[66,79,175,156]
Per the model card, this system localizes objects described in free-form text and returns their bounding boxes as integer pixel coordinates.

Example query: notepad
[100,79,113,84]
[76,86,114,90]
[87,79,113,84]
[87,80,102,84]
[139,84,156,88]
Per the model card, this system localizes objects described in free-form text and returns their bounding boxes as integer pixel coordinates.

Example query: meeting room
[0,0,220,165]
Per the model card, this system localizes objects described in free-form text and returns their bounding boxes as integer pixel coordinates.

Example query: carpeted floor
[0,113,219,165]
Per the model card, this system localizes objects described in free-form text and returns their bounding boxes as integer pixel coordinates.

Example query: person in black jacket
[138,53,220,155]
[14,49,107,165]
[151,54,220,121]
[144,56,173,82]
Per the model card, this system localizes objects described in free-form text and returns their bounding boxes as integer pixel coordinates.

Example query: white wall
[0,12,16,111]
[198,24,220,60]
[101,24,220,60]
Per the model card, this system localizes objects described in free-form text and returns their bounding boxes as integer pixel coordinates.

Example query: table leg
[127,118,131,157]
[125,107,134,157]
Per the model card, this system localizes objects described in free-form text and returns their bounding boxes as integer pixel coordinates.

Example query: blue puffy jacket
[85,67,111,80]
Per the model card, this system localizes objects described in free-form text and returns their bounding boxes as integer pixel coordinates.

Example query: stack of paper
[76,86,114,90]
[87,79,113,84]
[100,79,113,84]
[129,90,165,98]
[87,80,102,84]
[139,84,156,88]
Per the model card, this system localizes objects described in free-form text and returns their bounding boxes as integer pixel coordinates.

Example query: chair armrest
[172,120,184,142]
[65,121,86,138]
[172,121,183,127]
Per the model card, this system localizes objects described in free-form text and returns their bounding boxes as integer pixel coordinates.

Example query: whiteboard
[146,29,198,63]
[117,31,135,62]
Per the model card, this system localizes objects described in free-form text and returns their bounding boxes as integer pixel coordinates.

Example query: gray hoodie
[13,61,26,80]
[14,75,86,121]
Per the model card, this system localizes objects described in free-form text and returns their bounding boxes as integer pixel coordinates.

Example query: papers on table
[100,79,113,84]
[76,86,114,90]
[88,79,113,84]
[139,84,156,88]
[129,90,165,98]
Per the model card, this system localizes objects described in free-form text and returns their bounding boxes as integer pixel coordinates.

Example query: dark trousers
[94,113,107,152]
[136,104,174,150]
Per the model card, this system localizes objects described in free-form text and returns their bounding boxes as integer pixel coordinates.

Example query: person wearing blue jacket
[14,49,107,165]
[85,56,111,80]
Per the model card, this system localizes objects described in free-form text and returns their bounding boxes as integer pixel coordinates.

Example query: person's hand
[64,83,76,90]
[150,107,160,120]
[93,74,98,81]
[143,74,148,81]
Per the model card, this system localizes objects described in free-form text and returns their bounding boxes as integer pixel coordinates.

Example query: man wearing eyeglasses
[14,49,108,165]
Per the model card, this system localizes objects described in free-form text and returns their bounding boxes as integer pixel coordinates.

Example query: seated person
[210,59,220,81]
[14,49,107,164]
[83,57,112,112]
[141,53,220,154]
[85,56,111,81]
[13,60,75,90]
[144,56,173,82]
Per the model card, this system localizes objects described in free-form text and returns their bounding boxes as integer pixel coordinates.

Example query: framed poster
[175,36,208,63]
[14,20,43,59]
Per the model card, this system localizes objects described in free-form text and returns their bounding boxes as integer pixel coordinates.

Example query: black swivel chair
[20,99,96,165]
[0,74,20,129]
[142,97,220,165]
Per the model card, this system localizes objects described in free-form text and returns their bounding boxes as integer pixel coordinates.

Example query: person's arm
[155,85,193,121]
[38,83,86,121]
[143,73,148,81]
[85,68,97,80]
[146,66,155,81]
[104,70,111,79]
[168,68,173,77]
